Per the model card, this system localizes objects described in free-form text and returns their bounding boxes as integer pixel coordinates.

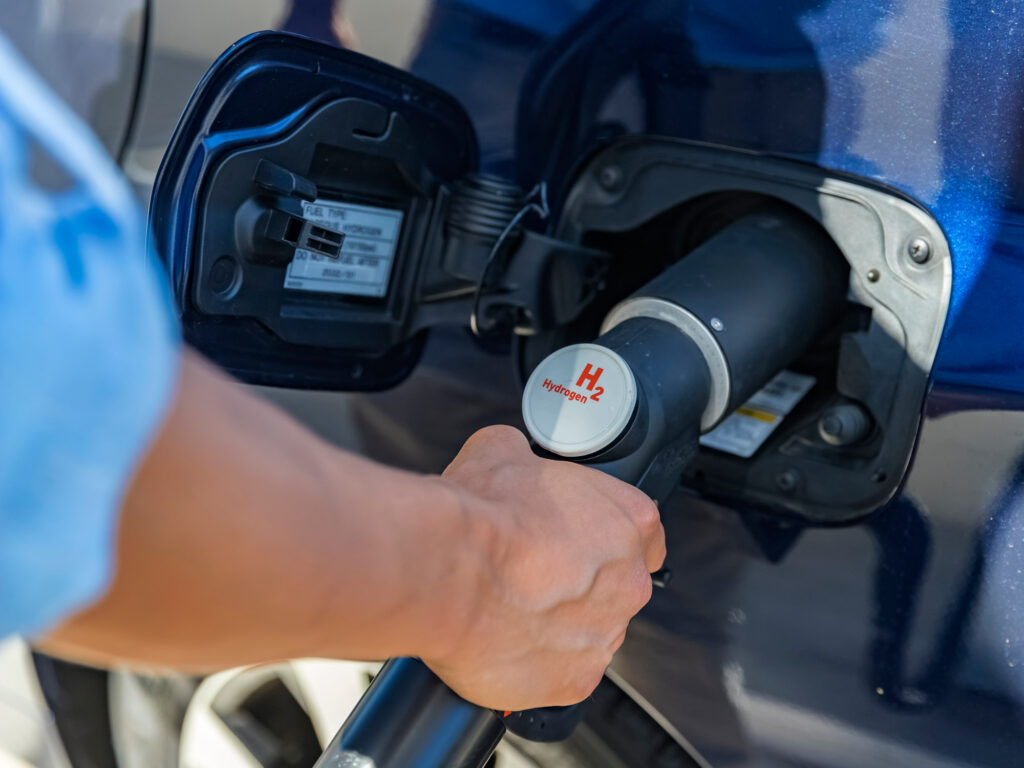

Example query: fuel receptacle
[522,209,847,504]
[520,138,951,522]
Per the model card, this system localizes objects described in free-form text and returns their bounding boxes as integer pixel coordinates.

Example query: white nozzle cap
[522,343,638,458]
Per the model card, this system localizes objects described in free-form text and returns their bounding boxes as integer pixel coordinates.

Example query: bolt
[866,269,881,283]
[710,317,725,332]
[821,415,842,436]
[908,237,932,264]
[598,165,623,190]
[818,402,872,446]
[775,469,801,494]
[208,255,240,298]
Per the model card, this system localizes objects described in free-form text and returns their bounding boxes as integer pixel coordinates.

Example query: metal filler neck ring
[601,297,731,432]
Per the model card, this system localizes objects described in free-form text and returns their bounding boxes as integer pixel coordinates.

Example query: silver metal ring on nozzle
[601,297,731,432]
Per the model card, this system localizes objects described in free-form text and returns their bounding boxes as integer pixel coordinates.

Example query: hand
[424,425,665,711]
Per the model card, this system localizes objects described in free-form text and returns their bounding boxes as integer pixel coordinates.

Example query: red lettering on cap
[576,364,604,391]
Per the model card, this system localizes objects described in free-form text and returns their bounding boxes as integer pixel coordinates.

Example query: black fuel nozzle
[523,208,847,500]
[311,208,847,768]
[313,658,505,768]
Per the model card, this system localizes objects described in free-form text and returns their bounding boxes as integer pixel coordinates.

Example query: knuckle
[482,424,528,448]
[627,565,654,611]
[649,537,668,572]
[608,629,629,654]
[452,427,533,485]
[460,425,526,459]
[490,461,523,491]
[574,666,605,701]
[460,427,489,450]
[631,493,661,531]
[638,574,654,609]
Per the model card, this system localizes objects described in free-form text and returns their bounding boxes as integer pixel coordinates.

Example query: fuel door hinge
[417,175,611,337]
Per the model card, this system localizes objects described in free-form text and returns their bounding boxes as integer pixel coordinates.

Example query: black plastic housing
[149,33,479,389]
[151,33,609,391]
[631,210,848,419]
[583,317,710,501]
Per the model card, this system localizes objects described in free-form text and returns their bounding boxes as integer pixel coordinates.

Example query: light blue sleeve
[0,35,180,638]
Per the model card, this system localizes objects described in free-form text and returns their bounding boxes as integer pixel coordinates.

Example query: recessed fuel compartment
[528,137,951,522]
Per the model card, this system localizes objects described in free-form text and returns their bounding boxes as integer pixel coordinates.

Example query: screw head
[775,469,801,494]
[817,402,872,446]
[710,317,725,332]
[866,269,881,283]
[908,237,932,264]
[820,415,843,437]
[598,165,623,190]
[208,255,241,298]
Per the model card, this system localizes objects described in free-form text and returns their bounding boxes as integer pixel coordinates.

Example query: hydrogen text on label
[542,379,590,403]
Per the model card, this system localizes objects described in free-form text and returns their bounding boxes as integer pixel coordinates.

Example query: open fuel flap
[151,32,950,526]
[150,32,607,390]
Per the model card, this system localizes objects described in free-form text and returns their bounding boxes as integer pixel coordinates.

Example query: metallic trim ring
[601,297,731,431]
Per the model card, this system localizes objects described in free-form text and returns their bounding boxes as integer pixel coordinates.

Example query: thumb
[445,425,532,474]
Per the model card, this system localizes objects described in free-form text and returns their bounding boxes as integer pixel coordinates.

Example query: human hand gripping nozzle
[312,207,847,768]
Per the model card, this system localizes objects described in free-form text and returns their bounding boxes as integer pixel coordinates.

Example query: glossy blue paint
[512,0,1024,393]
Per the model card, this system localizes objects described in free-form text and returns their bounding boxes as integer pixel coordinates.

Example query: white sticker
[284,199,404,297]
[699,370,816,459]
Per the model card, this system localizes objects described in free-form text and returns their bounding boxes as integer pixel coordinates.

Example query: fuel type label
[540,363,607,404]
[284,199,404,298]
[699,370,816,458]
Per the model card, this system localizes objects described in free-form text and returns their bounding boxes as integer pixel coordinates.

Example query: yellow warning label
[735,406,779,424]
[700,370,816,459]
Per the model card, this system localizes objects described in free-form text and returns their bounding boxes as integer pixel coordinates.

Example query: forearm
[43,351,480,671]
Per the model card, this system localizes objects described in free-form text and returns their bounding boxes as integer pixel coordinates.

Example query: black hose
[313,658,505,768]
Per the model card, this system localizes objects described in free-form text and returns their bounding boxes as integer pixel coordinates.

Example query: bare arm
[44,350,664,710]
[44,351,475,668]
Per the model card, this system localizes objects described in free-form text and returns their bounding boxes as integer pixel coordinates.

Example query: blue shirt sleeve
[0,35,180,639]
